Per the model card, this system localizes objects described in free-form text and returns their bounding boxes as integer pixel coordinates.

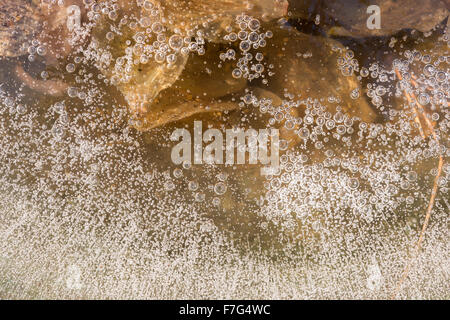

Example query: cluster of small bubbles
[393,53,448,116]
[219,49,236,61]
[0,0,448,300]
[261,139,434,228]
[231,71,444,234]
